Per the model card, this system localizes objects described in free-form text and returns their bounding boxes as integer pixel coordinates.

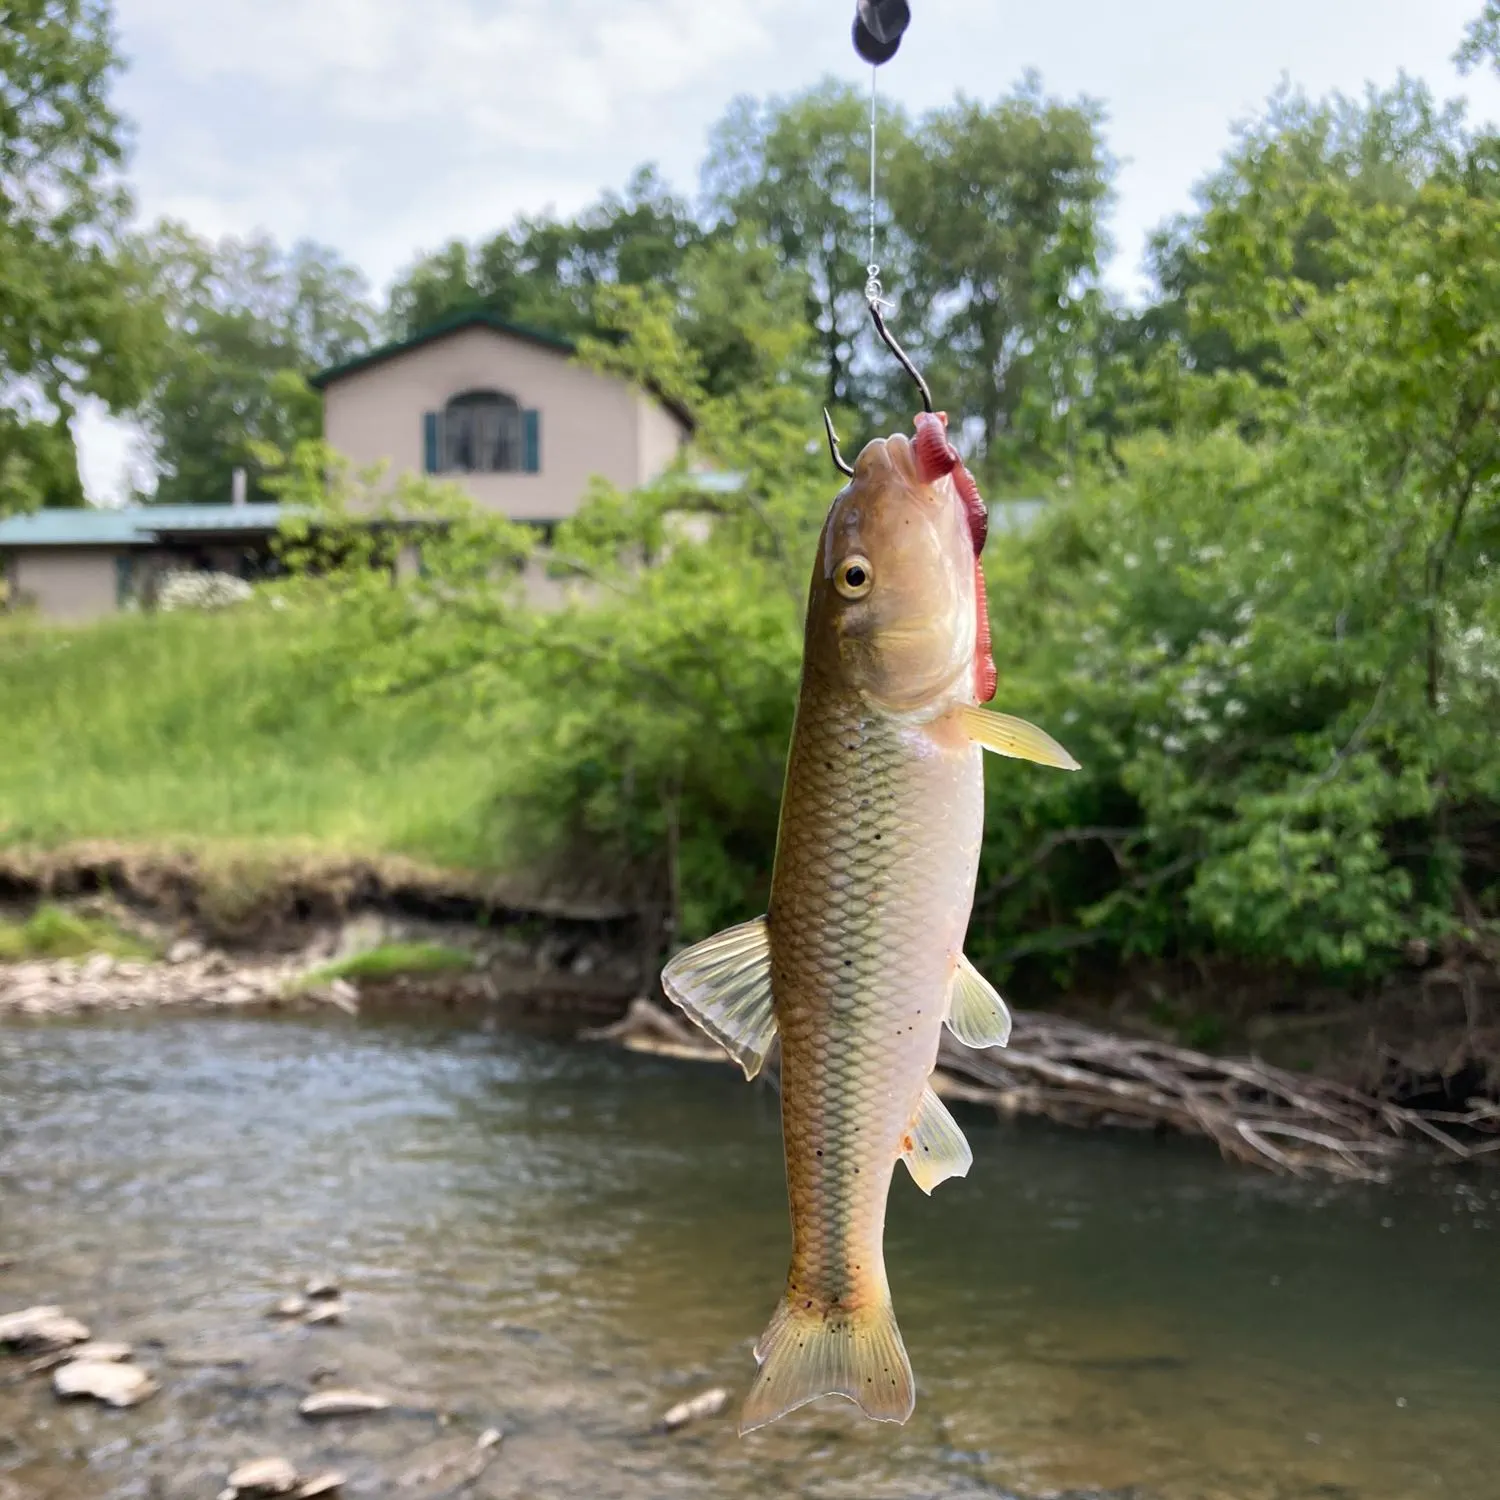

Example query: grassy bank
[0,608,510,871]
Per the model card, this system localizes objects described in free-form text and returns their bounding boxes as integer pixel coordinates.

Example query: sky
[76,0,1500,503]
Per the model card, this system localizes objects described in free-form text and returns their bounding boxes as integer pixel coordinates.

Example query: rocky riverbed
[0,905,643,1023]
[0,943,346,1018]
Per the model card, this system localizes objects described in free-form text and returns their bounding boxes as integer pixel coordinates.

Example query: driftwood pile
[588,999,1500,1182]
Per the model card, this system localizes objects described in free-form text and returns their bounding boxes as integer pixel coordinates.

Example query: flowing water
[0,1013,1496,1500]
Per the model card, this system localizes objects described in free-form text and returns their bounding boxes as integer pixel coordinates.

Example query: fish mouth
[854,433,934,501]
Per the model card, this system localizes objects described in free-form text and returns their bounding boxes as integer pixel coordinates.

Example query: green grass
[0,903,158,962]
[296,941,476,990]
[0,605,512,871]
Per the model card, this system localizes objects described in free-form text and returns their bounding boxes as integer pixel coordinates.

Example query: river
[0,1013,1496,1499]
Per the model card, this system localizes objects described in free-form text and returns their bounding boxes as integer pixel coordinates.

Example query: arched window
[424,389,540,475]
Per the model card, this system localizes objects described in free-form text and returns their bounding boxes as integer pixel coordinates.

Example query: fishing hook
[823,408,855,478]
[868,299,933,414]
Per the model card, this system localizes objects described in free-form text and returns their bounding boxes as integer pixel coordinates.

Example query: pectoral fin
[660,917,776,1079]
[959,706,1080,771]
[900,1086,973,1194]
[945,954,1013,1050]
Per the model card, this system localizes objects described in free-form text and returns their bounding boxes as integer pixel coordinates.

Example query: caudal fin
[739,1294,914,1434]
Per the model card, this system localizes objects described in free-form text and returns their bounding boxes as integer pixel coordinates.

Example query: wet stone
[269,1296,309,1320]
[299,1388,390,1419]
[294,1474,346,1498]
[228,1456,299,1495]
[52,1358,158,1407]
[303,1298,345,1326]
[658,1386,729,1432]
[0,1305,90,1352]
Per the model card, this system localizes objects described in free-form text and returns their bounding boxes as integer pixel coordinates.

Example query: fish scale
[768,663,983,1349]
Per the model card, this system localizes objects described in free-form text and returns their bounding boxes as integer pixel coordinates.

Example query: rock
[294,1474,346,1498]
[114,961,146,980]
[303,1298,345,1327]
[476,1428,503,1451]
[53,1359,158,1407]
[299,1388,390,1419]
[0,1305,91,1352]
[304,1277,341,1301]
[228,1457,299,1495]
[269,1296,309,1319]
[335,914,387,960]
[323,980,359,1015]
[221,985,257,1007]
[168,938,204,965]
[658,1386,729,1432]
[81,953,115,981]
[69,1340,133,1363]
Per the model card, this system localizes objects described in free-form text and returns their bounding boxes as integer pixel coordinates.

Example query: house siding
[636,390,686,487]
[9,548,121,622]
[321,325,688,521]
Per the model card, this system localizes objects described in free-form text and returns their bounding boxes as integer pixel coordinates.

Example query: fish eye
[835,556,874,599]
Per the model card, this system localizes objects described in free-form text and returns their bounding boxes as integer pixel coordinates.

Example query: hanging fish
[662,399,1079,1434]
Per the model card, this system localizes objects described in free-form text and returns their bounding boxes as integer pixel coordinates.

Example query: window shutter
[522,409,540,473]
[423,412,439,473]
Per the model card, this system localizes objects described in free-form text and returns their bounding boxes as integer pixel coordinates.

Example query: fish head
[808,411,996,715]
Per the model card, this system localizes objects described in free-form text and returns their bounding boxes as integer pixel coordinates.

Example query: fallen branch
[585,999,1500,1182]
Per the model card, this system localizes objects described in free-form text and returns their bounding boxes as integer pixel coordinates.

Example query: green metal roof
[0,504,287,549]
[308,310,578,391]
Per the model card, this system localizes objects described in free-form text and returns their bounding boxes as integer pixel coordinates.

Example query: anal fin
[660,917,776,1079]
[945,954,1012,1050]
[900,1086,973,1194]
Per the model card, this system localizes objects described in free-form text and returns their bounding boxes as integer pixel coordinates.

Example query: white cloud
[123,0,780,150]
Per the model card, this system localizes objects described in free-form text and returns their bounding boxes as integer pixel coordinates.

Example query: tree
[384,166,701,343]
[0,0,162,512]
[139,224,376,505]
[971,85,1500,980]
[703,80,909,411]
[1457,1,1500,75]
[1151,79,1470,389]
[884,75,1112,482]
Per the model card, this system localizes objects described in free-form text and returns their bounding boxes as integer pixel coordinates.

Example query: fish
[661,410,1079,1435]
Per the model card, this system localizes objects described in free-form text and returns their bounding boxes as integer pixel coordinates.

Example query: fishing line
[865,63,889,311]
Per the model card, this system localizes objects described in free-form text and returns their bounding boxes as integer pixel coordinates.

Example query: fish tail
[738,1291,914,1434]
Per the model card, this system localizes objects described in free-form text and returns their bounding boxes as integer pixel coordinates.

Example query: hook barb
[867,299,933,414]
[823,408,855,478]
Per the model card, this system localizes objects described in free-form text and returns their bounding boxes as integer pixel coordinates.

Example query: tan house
[0,504,286,623]
[309,311,694,523]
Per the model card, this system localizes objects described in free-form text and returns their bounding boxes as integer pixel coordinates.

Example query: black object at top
[853,0,911,64]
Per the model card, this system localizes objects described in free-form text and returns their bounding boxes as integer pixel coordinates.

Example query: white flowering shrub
[973,419,1498,981]
[156,570,254,612]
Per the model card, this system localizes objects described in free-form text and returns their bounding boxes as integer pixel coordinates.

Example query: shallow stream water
[1,1014,1497,1499]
